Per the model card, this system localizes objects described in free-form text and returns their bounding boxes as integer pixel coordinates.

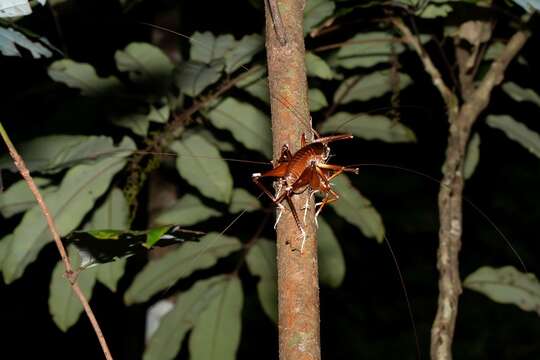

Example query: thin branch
[0,122,113,360]
[265,0,321,359]
[431,26,530,360]
[392,18,456,111]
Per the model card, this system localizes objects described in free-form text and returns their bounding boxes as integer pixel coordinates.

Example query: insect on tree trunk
[264,0,321,359]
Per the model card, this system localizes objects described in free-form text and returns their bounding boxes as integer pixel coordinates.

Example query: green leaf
[229,188,261,214]
[236,67,269,103]
[114,42,174,88]
[464,133,481,180]
[148,104,170,124]
[334,71,412,104]
[175,61,223,97]
[246,238,277,322]
[188,128,235,152]
[304,0,336,34]
[48,59,123,96]
[49,246,98,331]
[206,98,272,158]
[66,225,203,268]
[0,27,52,58]
[484,42,505,61]
[155,193,221,226]
[2,137,135,283]
[309,88,328,112]
[317,218,345,288]
[0,235,13,278]
[0,178,53,217]
[189,276,243,360]
[144,276,229,360]
[124,233,241,304]
[86,188,129,292]
[319,112,416,143]
[224,34,264,74]
[111,113,149,136]
[190,32,235,64]
[0,135,131,173]
[333,32,404,69]
[306,52,334,80]
[171,134,233,203]
[502,82,540,108]
[464,266,540,315]
[331,175,385,242]
[486,115,540,159]
[419,3,453,18]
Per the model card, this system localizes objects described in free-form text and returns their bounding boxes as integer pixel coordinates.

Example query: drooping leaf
[0,27,52,58]
[229,188,261,214]
[309,88,328,112]
[175,61,223,97]
[331,175,385,242]
[319,112,416,143]
[49,246,98,331]
[66,225,203,269]
[224,34,264,73]
[83,187,129,291]
[304,0,335,34]
[0,178,53,217]
[246,238,277,322]
[171,134,234,203]
[144,276,229,360]
[486,115,540,159]
[155,193,222,226]
[0,135,130,173]
[333,32,404,69]
[190,32,235,64]
[464,133,481,180]
[464,266,540,315]
[334,71,412,104]
[2,137,135,283]
[317,218,345,288]
[502,82,540,108]
[206,98,273,158]
[306,52,334,80]
[124,233,241,304]
[48,59,123,96]
[189,276,243,360]
[114,42,174,90]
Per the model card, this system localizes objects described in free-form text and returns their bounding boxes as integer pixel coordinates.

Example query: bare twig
[392,18,457,113]
[0,122,114,360]
[264,0,321,359]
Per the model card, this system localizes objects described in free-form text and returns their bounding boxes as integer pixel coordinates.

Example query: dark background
[1,1,539,359]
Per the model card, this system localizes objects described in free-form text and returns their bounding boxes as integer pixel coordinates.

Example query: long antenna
[348,163,528,273]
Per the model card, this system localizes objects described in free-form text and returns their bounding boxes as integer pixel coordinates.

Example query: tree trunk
[264,1,321,359]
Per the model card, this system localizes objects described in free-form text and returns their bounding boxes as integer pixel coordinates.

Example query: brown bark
[264,1,321,359]
[395,18,530,360]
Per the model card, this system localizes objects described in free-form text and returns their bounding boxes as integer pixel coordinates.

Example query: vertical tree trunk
[264,1,321,359]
